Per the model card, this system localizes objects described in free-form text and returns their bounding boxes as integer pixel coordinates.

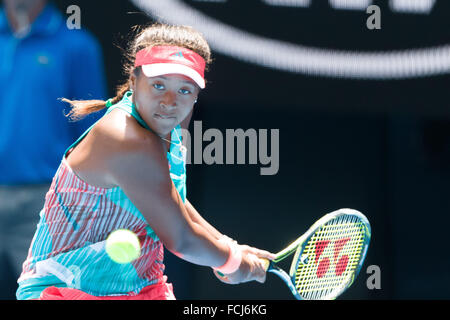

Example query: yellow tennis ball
[105,229,141,264]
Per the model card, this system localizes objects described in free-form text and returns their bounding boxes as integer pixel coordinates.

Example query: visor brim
[141,63,205,89]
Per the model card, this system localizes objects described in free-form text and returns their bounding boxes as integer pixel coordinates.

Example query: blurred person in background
[0,0,106,299]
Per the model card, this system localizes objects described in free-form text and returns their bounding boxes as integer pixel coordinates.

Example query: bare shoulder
[94,109,163,159]
[95,109,168,185]
[65,108,168,189]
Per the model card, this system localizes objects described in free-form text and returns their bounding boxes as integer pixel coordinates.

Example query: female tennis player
[16,23,275,300]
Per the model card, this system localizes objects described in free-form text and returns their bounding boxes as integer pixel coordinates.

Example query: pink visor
[134,45,206,89]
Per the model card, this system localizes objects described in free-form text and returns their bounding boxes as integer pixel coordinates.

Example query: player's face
[131,70,200,136]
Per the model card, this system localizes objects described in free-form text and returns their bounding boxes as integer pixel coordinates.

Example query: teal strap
[106,92,151,131]
[105,98,113,108]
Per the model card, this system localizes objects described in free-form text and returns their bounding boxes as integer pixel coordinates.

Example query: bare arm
[180,112,225,240]
[105,129,229,268]
[185,199,223,240]
[105,131,269,283]
[184,199,276,263]
[181,112,224,240]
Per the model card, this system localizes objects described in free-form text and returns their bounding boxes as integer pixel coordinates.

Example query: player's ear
[129,68,139,92]
[129,74,136,92]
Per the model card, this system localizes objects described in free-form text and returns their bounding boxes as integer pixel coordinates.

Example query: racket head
[287,208,371,300]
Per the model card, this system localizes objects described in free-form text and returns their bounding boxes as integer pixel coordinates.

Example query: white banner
[131,0,449,79]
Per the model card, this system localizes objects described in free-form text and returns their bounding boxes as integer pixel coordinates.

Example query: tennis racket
[261,208,371,300]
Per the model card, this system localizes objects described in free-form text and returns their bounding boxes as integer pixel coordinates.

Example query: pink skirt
[38,277,175,300]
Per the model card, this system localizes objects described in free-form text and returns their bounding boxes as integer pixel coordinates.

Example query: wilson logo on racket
[315,237,350,278]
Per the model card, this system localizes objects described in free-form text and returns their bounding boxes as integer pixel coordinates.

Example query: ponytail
[62,83,130,122]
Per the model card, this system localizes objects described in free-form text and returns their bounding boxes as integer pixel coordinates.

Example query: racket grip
[261,258,271,271]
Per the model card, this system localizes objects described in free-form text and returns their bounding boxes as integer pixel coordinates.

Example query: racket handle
[261,258,271,271]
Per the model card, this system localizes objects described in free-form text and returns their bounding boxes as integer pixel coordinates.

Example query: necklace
[158,129,187,153]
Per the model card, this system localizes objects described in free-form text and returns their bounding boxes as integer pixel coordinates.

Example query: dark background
[8,0,446,300]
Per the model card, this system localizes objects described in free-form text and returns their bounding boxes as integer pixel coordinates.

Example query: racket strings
[302,216,363,299]
[297,217,363,299]
[294,214,367,300]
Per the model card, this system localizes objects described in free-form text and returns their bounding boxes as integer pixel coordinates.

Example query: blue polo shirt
[0,4,106,185]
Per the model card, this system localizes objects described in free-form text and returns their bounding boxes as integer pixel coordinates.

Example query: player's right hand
[213,251,267,284]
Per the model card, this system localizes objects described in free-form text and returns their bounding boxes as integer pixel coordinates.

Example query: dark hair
[63,23,212,121]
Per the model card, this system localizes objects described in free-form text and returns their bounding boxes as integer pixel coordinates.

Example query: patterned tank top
[16,91,187,300]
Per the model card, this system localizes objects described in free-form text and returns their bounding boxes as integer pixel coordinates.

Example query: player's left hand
[238,244,276,261]
[212,240,276,284]
[220,236,276,260]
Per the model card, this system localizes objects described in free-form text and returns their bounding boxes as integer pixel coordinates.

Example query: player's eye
[179,88,192,95]
[153,83,165,90]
